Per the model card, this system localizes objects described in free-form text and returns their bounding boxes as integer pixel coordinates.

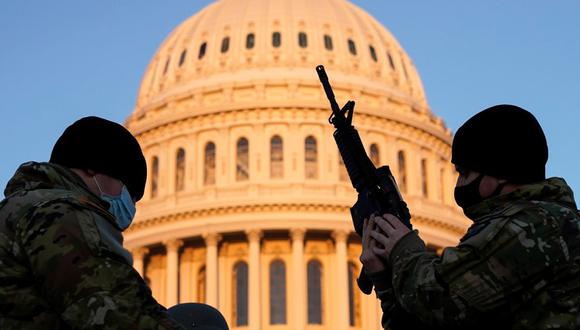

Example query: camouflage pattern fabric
[0,162,184,329]
[374,178,580,330]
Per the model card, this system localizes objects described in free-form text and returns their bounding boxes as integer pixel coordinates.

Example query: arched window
[348,39,357,55]
[236,137,249,181]
[178,50,187,67]
[198,42,207,59]
[339,156,348,182]
[269,260,287,324]
[246,33,255,49]
[298,32,308,48]
[204,142,216,185]
[175,148,185,192]
[270,135,283,178]
[233,261,249,326]
[221,37,230,53]
[398,151,407,194]
[305,136,318,179]
[369,45,378,62]
[197,266,206,303]
[387,51,395,70]
[421,158,428,197]
[151,156,159,198]
[348,262,361,327]
[163,59,170,75]
[272,32,281,48]
[370,144,380,166]
[324,35,333,50]
[307,260,323,324]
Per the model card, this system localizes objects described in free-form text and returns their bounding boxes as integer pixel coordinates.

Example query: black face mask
[454,173,508,209]
[454,173,485,208]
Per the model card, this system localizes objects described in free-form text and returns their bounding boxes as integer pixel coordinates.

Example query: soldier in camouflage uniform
[360,105,580,329]
[0,117,184,329]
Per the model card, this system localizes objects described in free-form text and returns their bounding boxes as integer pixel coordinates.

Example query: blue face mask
[93,177,136,230]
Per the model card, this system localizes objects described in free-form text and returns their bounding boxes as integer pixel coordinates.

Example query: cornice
[126,203,348,232]
[126,202,466,237]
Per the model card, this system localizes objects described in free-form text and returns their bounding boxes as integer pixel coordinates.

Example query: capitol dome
[124,0,469,329]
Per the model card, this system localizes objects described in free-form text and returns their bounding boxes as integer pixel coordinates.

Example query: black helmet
[451,104,548,184]
[168,303,229,329]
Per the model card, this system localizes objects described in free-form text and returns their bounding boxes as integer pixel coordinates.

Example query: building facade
[124,0,469,329]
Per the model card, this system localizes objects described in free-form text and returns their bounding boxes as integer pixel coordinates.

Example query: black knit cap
[451,104,548,184]
[50,116,147,201]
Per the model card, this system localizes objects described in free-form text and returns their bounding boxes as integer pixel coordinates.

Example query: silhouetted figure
[0,117,184,328]
[361,105,580,329]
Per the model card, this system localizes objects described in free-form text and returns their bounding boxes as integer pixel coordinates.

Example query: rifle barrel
[316,65,341,115]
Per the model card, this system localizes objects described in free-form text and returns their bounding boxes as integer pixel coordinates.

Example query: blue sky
[1,1,579,203]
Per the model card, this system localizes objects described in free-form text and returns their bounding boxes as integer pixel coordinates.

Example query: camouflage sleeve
[15,200,184,329]
[369,260,433,330]
[367,270,396,329]
[387,212,568,328]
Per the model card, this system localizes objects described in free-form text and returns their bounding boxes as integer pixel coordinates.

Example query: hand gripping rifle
[316,65,412,295]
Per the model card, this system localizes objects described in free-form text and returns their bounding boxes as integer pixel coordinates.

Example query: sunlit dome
[129,0,445,134]
[123,1,467,327]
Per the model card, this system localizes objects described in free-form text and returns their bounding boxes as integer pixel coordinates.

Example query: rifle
[316,65,412,295]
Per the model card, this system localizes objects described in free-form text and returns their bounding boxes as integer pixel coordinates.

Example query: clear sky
[1,1,579,203]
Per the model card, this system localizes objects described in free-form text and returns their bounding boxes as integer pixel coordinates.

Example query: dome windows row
[162,31,405,75]
[150,136,321,198]
[148,136,444,202]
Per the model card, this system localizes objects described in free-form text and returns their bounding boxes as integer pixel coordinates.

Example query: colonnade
[131,228,369,330]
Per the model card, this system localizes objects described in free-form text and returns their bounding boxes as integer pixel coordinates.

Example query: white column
[332,230,350,330]
[131,247,149,277]
[291,228,306,330]
[179,249,193,304]
[204,233,221,308]
[246,229,263,330]
[164,239,183,307]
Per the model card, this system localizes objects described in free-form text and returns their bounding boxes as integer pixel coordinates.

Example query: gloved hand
[359,214,388,274]
[368,213,411,263]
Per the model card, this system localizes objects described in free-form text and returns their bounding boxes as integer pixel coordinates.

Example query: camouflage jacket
[373,178,580,330]
[0,162,184,329]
